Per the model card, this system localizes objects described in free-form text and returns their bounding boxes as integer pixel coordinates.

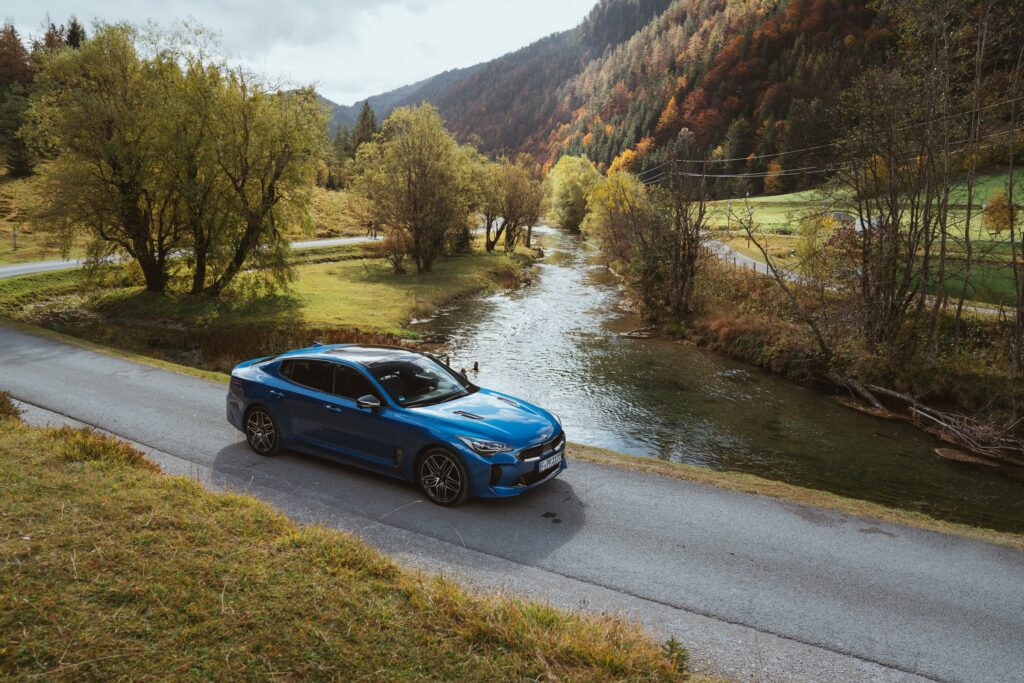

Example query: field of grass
[0,241,533,372]
[0,402,689,681]
[710,171,1021,238]
[0,167,80,265]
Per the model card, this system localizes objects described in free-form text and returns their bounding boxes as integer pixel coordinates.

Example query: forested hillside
[328,0,896,193]
[326,0,675,156]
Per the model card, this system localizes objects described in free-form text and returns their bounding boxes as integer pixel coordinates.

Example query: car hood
[410,389,558,445]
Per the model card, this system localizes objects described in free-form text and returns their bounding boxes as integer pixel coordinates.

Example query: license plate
[538,453,562,472]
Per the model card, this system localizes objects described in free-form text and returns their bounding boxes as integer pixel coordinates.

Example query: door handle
[269,390,284,398]
[324,404,343,413]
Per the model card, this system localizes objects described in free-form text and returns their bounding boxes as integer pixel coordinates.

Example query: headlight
[457,436,514,456]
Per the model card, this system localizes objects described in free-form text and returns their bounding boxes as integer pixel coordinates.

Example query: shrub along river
[413,227,1024,532]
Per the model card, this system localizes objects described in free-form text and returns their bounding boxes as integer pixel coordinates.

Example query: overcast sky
[6,1,597,104]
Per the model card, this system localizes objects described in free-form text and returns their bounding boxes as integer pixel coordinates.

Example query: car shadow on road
[210,442,585,567]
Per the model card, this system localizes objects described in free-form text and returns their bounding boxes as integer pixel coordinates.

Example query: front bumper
[462,442,568,498]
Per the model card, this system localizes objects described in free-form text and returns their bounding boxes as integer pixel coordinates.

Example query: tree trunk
[204,216,261,297]
[191,239,208,296]
[486,220,506,253]
[138,255,168,293]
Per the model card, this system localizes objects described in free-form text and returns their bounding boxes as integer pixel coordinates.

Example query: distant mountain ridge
[323,0,674,153]
[327,64,482,130]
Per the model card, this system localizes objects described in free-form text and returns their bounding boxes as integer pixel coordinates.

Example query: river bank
[414,226,1024,533]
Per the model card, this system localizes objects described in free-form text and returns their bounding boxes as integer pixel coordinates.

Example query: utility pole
[11,224,16,252]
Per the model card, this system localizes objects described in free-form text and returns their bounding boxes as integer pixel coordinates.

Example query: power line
[635,95,1023,170]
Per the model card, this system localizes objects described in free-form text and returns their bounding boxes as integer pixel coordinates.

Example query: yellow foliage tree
[764,160,785,194]
[983,189,1017,235]
[656,97,681,134]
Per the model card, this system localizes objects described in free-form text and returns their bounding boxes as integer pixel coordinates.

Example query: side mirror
[356,394,382,412]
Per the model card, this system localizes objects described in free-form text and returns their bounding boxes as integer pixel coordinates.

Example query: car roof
[280,344,428,368]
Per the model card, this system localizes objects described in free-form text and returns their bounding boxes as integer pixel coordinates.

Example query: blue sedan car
[226,344,566,506]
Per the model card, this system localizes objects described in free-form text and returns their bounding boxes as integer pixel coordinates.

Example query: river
[413,226,1024,532]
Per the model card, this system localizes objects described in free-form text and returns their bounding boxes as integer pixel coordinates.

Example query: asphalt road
[2,323,1023,683]
[0,235,376,280]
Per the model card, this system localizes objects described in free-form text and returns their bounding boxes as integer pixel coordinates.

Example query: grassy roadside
[0,404,692,681]
[567,443,1024,553]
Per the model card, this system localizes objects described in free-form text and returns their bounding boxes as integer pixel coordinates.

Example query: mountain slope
[326,0,674,154]
[328,0,894,192]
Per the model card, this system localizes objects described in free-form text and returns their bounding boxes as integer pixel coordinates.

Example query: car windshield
[369,356,473,408]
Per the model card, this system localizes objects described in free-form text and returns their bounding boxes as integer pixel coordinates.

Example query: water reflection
[415,227,1024,532]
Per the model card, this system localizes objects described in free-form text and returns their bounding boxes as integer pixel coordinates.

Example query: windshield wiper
[404,390,466,408]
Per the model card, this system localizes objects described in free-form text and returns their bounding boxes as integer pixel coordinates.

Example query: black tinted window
[333,365,377,401]
[369,356,472,407]
[280,360,333,393]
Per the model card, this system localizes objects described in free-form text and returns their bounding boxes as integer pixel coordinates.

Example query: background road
[0,235,376,280]
[2,323,1023,683]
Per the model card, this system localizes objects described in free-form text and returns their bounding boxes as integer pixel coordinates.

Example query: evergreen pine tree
[66,16,87,49]
[353,101,378,150]
[0,91,34,177]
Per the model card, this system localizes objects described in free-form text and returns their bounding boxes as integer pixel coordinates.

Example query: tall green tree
[0,91,34,176]
[30,23,327,296]
[0,23,34,177]
[204,79,327,296]
[351,104,476,273]
[30,24,180,292]
[65,17,87,49]
[545,155,600,231]
[353,100,377,149]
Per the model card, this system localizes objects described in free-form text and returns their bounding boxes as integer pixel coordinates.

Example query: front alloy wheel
[418,448,470,507]
[245,407,280,456]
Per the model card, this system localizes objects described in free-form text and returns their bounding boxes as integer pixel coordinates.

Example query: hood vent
[496,396,520,408]
[453,410,484,420]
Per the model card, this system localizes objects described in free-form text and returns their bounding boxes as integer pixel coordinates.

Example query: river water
[413,227,1024,532]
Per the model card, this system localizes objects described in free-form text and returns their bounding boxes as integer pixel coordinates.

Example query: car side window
[333,365,378,401]
[280,359,333,393]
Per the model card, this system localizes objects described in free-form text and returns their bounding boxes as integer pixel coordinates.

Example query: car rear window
[279,359,333,393]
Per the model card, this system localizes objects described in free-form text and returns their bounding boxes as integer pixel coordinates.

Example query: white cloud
[7,0,596,103]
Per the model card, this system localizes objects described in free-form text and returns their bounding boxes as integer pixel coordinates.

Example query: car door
[321,364,398,469]
[275,359,337,451]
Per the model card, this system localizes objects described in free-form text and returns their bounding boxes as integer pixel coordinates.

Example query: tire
[244,406,281,456]
[417,448,470,507]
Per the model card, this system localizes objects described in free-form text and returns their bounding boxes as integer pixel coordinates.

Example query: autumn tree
[545,154,600,231]
[351,104,476,272]
[481,156,543,252]
[983,190,1017,236]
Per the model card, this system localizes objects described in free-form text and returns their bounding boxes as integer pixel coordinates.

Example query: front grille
[518,431,565,461]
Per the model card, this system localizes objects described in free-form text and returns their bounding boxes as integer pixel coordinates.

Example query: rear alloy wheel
[245,407,280,456]
[418,448,470,507]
